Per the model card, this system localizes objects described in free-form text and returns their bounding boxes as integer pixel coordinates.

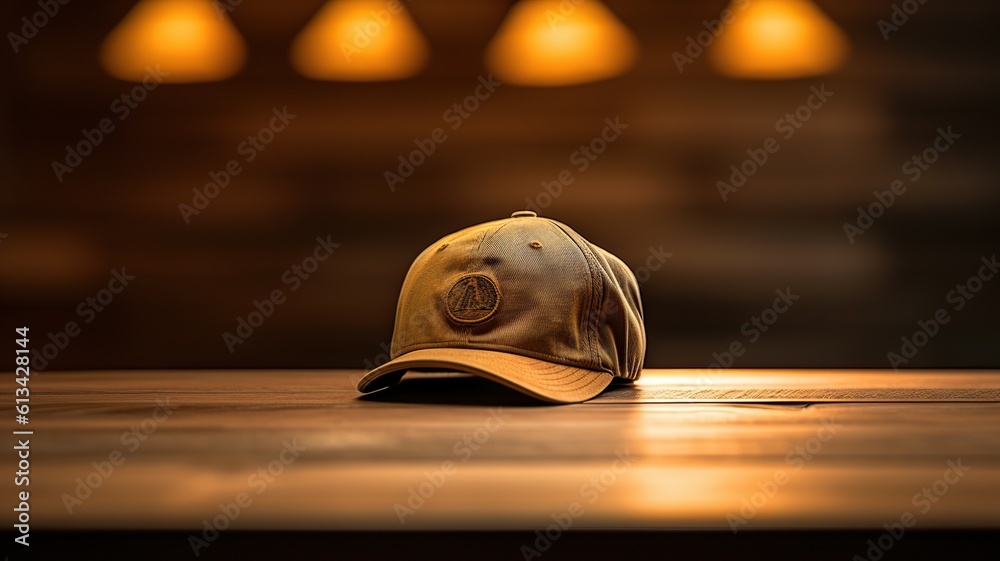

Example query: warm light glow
[100,0,246,83]
[709,0,848,79]
[485,0,638,87]
[291,0,429,81]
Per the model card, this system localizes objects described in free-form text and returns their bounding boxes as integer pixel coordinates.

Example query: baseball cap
[357,210,645,403]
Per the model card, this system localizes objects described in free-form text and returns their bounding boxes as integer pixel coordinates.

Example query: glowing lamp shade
[100,0,246,83]
[291,0,429,81]
[710,0,849,79]
[485,0,638,87]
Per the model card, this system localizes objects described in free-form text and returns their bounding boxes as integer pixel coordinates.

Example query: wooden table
[8,369,1000,559]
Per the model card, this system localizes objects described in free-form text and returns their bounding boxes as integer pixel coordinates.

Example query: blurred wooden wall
[2,0,999,371]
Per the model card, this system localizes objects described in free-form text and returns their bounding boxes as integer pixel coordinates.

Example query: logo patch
[446,274,500,324]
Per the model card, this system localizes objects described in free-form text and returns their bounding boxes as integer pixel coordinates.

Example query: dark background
[2,0,998,372]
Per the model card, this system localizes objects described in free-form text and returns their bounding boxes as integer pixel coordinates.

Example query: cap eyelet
[529,240,543,249]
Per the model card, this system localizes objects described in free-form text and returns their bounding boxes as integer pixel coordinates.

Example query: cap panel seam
[461,228,493,343]
[478,220,512,249]
[546,221,602,369]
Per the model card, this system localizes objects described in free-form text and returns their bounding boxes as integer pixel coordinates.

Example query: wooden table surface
[11,369,1000,531]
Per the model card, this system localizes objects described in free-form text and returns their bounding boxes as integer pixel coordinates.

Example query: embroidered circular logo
[446,274,500,324]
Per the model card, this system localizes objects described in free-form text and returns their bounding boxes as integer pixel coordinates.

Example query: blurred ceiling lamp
[100,0,246,83]
[291,0,429,81]
[485,0,638,87]
[709,0,848,79]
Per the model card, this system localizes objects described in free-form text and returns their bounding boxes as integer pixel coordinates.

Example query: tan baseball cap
[357,210,645,403]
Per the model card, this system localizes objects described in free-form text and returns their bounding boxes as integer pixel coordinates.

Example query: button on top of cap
[511,210,537,218]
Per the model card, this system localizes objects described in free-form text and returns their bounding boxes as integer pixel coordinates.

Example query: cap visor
[357,348,613,404]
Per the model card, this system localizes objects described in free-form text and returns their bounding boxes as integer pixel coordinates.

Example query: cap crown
[389,213,645,379]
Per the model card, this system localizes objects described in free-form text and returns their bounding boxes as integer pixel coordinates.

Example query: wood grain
[8,369,1000,530]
